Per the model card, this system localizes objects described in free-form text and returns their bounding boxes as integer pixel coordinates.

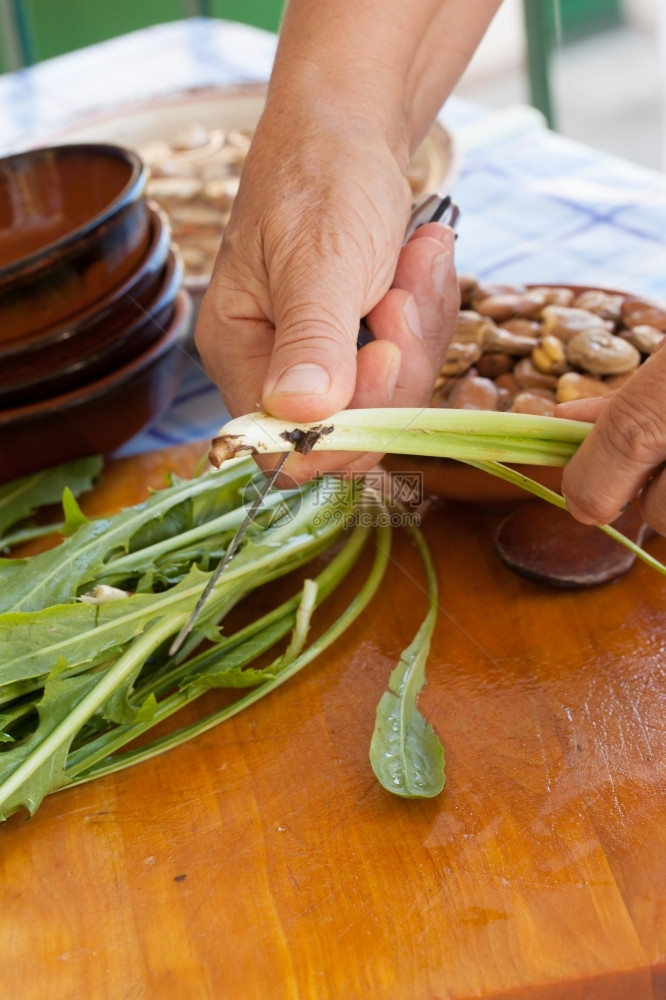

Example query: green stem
[0,613,185,811]
[103,488,300,578]
[469,459,666,577]
[212,409,591,465]
[2,521,66,548]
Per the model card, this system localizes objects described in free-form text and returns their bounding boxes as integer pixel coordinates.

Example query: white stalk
[210,409,592,468]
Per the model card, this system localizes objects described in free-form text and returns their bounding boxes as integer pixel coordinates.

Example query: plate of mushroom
[385,279,666,503]
[43,84,460,309]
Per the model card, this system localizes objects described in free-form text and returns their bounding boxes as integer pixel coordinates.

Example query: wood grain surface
[2,442,666,1000]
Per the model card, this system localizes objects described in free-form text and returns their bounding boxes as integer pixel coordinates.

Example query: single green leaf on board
[369,617,445,798]
[369,517,445,799]
[0,456,102,541]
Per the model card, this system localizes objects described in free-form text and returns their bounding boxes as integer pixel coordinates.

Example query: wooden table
[2,443,665,1000]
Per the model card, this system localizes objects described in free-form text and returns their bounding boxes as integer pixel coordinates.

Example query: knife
[169,193,459,656]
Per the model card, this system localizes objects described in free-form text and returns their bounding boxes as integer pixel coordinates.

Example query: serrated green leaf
[0,462,372,818]
[0,462,254,614]
[61,487,89,535]
[134,692,157,723]
[0,618,177,819]
[0,456,102,541]
[0,664,100,818]
[0,565,212,687]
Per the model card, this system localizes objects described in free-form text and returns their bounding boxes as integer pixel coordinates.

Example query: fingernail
[268,363,331,396]
[387,355,400,400]
[403,295,424,340]
[431,251,450,297]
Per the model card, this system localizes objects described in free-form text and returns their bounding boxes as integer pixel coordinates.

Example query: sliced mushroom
[474,291,546,322]
[446,372,500,410]
[566,328,641,375]
[620,324,666,355]
[513,358,558,391]
[556,372,612,403]
[511,391,557,416]
[532,334,570,376]
[439,341,483,376]
[572,289,624,324]
[541,305,613,342]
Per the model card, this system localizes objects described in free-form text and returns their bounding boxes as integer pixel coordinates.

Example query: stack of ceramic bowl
[0,142,193,482]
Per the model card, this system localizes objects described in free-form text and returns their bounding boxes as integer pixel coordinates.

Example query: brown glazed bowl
[0,143,150,341]
[0,205,173,396]
[0,290,193,482]
[0,245,184,406]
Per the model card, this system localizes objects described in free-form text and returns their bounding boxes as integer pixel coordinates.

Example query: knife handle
[356,193,459,349]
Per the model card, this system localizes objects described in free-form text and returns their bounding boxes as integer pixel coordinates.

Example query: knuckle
[640,471,666,537]
[597,390,665,467]
[274,305,357,365]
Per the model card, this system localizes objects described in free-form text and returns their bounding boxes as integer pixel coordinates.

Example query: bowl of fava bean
[386,278,665,503]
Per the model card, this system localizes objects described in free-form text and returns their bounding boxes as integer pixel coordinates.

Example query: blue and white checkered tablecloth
[3,19,666,457]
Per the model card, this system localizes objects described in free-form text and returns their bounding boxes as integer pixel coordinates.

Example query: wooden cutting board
[2,442,666,1000]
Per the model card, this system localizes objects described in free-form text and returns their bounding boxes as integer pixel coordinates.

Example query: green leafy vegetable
[369,519,444,798]
[3,406,663,820]
[0,458,378,819]
[0,456,102,547]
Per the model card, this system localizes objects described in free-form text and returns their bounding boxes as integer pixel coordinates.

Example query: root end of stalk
[208,435,257,467]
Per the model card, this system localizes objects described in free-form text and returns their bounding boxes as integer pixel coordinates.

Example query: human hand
[557,344,666,535]
[194,109,459,482]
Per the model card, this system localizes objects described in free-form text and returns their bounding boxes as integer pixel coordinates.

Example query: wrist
[263,55,412,174]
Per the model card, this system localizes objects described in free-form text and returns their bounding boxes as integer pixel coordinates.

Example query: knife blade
[169,451,289,655]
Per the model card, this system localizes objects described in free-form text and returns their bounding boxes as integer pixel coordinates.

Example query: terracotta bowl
[0,290,193,483]
[0,246,183,406]
[0,205,173,396]
[0,143,150,341]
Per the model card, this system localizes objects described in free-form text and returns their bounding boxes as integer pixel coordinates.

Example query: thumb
[261,260,371,422]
